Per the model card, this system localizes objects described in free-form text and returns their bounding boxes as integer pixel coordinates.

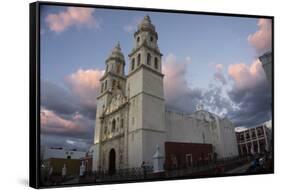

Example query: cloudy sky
[40,5,272,151]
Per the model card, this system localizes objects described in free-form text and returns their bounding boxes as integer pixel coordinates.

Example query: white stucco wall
[165,111,212,144]
[165,110,239,159]
[218,119,239,158]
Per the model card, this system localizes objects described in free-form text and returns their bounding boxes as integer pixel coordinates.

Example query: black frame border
[29,1,274,189]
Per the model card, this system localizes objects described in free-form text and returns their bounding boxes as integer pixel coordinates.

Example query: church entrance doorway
[108,148,116,175]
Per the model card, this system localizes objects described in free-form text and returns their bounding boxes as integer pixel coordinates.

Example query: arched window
[137,36,140,43]
[154,57,158,69]
[104,80,107,90]
[112,119,116,133]
[137,54,141,66]
[116,64,121,74]
[150,36,153,42]
[101,83,104,93]
[112,79,116,89]
[147,53,151,65]
[131,58,135,71]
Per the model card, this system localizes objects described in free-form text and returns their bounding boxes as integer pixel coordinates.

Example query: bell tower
[128,15,162,74]
[92,42,126,171]
[126,15,165,168]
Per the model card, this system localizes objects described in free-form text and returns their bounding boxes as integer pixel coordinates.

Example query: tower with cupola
[92,42,127,171]
[126,15,165,168]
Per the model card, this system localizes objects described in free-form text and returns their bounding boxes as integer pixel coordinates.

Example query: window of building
[104,80,107,90]
[154,57,158,69]
[150,36,153,42]
[131,58,135,71]
[252,131,256,138]
[137,36,140,43]
[137,54,141,66]
[185,154,193,167]
[112,119,116,133]
[116,117,119,131]
[171,154,178,169]
[257,129,263,136]
[147,53,151,65]
[101,83,104,93]
[117,64,121,74]
[112,79,116,89]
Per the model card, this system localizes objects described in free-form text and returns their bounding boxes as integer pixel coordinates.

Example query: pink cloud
[214,64,227,85]
[40,108,80,132]
[41,108,90,134]
[248,18,272,54]
[46,7,97,33]
[66,69,104,109]
[215,64,223,71]
[162,54,189,99]
[228,59,265,90]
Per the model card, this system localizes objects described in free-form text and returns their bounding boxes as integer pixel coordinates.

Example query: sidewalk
[226,162,252,174]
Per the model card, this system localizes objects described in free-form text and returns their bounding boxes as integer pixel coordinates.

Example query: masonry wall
[165,111,213,144]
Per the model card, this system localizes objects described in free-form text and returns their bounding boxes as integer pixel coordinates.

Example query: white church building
[92,16,238,172]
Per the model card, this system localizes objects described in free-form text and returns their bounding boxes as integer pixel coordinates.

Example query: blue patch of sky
[40,5,259,89]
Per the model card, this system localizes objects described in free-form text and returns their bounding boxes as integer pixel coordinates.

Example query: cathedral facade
[92,16,238,172]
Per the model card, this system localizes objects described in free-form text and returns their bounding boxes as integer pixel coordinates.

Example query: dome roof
[137,15,156,32]
[107,42,125,61]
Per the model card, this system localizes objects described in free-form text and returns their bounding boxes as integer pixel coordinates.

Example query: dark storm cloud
[225,58,272,127]
[41,80,97,120]
[41,108,94,139]
[41,134,92,152]
[162,53,271,128]
[41,79,97,150]
[227,77,271,127]
[165,88,203,114]
[41,80,78,115]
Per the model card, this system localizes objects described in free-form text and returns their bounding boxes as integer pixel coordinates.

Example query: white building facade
[235,121,272,156]
[92,16,238,172]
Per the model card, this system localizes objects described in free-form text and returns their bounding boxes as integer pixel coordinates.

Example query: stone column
[255,128,260,154]
[263,126,269,152]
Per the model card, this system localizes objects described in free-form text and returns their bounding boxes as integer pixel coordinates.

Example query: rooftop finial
[116,41,121,49]
[144,15,151,22]
[196,101,204,111]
